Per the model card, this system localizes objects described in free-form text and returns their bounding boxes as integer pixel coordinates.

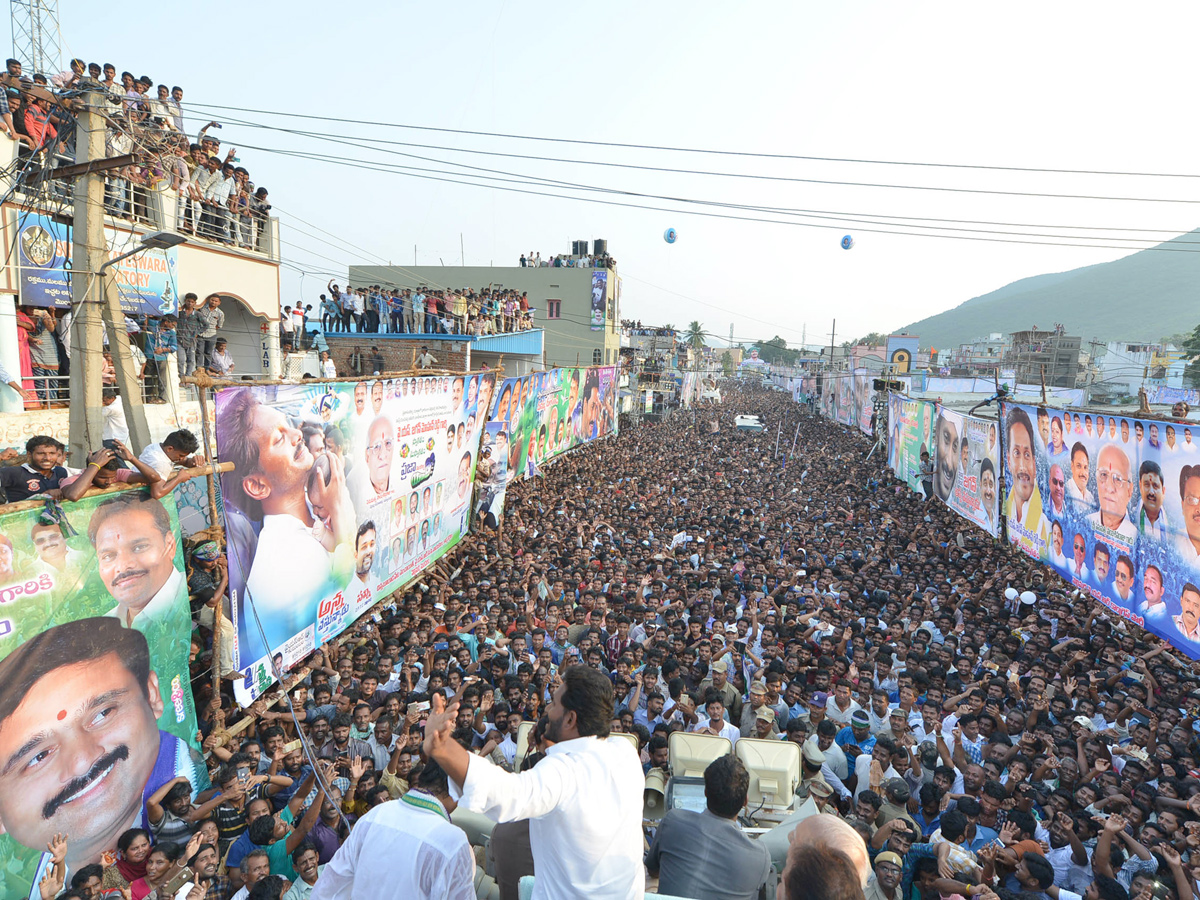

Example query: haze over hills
[899,229,1200,350]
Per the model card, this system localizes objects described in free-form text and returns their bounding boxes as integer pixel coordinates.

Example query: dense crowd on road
[16,381,1200,900]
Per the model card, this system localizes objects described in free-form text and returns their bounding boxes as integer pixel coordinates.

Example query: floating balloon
[664,228,677,244]
[841,234,854,250]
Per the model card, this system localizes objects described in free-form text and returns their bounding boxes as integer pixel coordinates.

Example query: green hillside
[900,230,1200,350]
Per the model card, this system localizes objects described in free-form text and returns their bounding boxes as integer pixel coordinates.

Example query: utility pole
[66,82,151,465]
[66,85,108,466]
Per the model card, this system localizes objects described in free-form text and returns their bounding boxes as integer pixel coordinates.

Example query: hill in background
[900,230,1200,350]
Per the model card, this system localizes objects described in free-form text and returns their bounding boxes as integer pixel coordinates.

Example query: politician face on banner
[89,494,183,628]
[1002,400,1200,658]
[1004,406,1051,560]
[933,412,958,502]
[0,620,172,870]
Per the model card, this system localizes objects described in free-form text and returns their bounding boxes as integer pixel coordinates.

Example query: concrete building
[948,333,1008,377]
[0,138,283,416]
[1005,327,1082,389]
[347,259,621,369]
[1089,340,1186,397]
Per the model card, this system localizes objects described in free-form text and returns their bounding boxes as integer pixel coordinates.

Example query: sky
[26,2,1200,348]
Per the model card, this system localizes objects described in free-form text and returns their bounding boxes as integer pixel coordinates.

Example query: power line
[188,111,1200,211]
[237,144,1200,254]
[181,101,1200,181]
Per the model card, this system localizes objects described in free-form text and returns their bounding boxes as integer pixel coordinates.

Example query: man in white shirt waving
[425,665,645,900]
[313,759,474,899]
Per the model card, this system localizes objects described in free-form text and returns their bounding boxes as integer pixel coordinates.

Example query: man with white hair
[1086,444,1138,543]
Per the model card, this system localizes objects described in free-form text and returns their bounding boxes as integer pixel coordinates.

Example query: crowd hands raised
[318,281,535,337]
[29,381,1200,900]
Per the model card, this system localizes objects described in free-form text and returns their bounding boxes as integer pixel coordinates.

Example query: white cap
[1019,591,1037,606]
[1004,587,1019,601]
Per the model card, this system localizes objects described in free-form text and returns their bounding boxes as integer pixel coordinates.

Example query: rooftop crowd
[12,380,1200,900]
[1,57,272,251]
[316,282,536,338]
[519,250,616,268]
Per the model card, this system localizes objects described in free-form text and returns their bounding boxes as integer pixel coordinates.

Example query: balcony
[0,136,280,263]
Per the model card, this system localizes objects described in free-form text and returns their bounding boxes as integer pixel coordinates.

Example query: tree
[757,335,801,366]
[1182,323,1200,387]
[850,332,886,347]
[685,321,706,349]
[721,351,733,377]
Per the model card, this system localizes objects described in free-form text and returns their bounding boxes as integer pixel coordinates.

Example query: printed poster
[0,490,203,898]
[216,373,494,702]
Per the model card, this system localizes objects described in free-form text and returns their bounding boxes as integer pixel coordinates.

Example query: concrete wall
[347,265,621,369]
[325,335,471,375]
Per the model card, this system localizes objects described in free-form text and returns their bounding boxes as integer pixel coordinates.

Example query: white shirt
[1086,510,1139,544]
[1065,479,1096,508]
[313,793,474,900]
[139,442,176,480]
[107,566,185,630]
[689,718,740,746]
[805,735,848,780]
[322,358,337,379]
[211,349,235,375]
[825,696,862,725]
[345,571,377,620]
[103,401,130,444]
[245,514,335,627]
[453,734,645,900]
[853,753,898,801]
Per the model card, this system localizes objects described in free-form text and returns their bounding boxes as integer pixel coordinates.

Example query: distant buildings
[1088,340,1186,398]
[949,333,1009,376]
[1005,327,1083,388]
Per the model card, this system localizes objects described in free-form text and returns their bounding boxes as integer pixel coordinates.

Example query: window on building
[546,299,561,319]
[605,349,611,364]
[593,349,602,365]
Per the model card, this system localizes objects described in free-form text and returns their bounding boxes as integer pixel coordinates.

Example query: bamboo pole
[0,462,233,514]
[191,369,227,701]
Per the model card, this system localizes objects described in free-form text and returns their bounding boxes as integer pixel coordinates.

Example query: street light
[99,230,187,274]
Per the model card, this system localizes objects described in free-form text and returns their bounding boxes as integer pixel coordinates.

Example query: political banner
[887,394,935,492]
[478,366,619,527]
[590,270,607,330]
[0,489,203,898]
[1001,401,1200,657]
[215,373,494,702]
[17,213,181,316]
[931,406,1000,536]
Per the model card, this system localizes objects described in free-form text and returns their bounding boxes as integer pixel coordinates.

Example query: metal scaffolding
[10,0,62,75]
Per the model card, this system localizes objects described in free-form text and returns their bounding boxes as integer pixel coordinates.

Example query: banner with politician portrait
[477,365,619,527]
[216,372,495,703]
[929,406,1000,536]
[887,394,935,492]
[1000,401,1200,658]
[0,489,203,898]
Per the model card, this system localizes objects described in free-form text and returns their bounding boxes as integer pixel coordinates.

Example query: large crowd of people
[10,380,1200,900]
[317,282,536,337]
[1,59,272,252]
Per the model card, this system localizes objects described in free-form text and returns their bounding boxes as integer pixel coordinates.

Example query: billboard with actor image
[0,490,203,898]
[216,372,494,702]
